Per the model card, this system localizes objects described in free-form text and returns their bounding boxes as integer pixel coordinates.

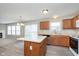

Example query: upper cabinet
[63,19,73,29]
[76,20,79,28]
[63,15,79,29]
[40,21,49,30]
[72,15,79,28]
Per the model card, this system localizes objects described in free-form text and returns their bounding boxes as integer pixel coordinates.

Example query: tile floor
[0,40,73,56]
[46,45,73,56]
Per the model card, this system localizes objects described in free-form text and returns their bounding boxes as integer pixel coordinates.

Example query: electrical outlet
[30,46,32,50]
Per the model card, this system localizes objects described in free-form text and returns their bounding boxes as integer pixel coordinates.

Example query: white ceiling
[0,3,79,24]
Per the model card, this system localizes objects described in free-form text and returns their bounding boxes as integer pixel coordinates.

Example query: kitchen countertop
[71,36,79,40]
[17,35,46,43]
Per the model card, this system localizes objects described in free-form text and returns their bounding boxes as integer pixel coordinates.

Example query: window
[50,22,61,34]
[25,24,38,38]
[7,26,11,35]
[12,26,16,35]
[7,26,20,35]
[16,26,20,35]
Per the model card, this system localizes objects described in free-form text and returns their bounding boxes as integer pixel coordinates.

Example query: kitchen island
[17,36,47,56]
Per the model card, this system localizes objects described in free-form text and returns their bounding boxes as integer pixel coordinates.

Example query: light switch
[30,46,32,50]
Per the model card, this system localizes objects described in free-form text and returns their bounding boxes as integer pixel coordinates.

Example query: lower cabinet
[50,35,70,47]
[40,40,47,56]
[24,41,31,56]
[24,38,47,56]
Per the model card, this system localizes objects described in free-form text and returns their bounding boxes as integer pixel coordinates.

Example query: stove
[69,37,79,56]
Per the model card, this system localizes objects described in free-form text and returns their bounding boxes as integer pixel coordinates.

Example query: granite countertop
[17,35,46,43]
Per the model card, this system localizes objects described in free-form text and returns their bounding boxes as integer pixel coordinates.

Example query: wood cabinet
[24,37,47,56]
[63,15,79,29]
[50,36,59,45]
[38,34,51,45]
[50,35,70,47]
[40,21,49,30]
[63,19,73,29]
[59,36,70,47]
[24,41,31,56]
[72,15,79,28]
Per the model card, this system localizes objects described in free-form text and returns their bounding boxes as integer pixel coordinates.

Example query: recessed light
[52,15,59,19]
[21,23,24,26]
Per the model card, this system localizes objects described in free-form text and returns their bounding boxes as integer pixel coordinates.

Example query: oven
[70,37,79,56]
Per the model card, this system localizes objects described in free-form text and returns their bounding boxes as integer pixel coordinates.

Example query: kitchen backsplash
[39,29,79,37]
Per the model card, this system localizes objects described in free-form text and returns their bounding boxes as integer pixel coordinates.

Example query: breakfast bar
[17,36,47,56]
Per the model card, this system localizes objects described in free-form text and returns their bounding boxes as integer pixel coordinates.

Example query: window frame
[7,25,20,35]
[25,24,38,37]
[50,21,62,33]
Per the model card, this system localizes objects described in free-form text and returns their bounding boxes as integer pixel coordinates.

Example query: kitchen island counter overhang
[17,35,47,56]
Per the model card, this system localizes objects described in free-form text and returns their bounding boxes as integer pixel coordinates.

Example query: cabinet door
[50,35,70,47]
[40,44,45,56]
[50,36,59,46]
[63,19,72,29]
[72,16,79,28]
[59,37,69,47]
[40,21,49,30]
[31,43,40,56]
[40,39,47,56]
[24,41,31,56]
[76,20,79,28]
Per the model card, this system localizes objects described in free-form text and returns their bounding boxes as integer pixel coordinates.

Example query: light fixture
[52,15,59,19]
[20,23,24,26]
[17,16,24,26]
[41,9,48,15]
[17,23,20,26]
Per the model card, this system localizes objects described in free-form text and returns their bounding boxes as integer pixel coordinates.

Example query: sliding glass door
[25,24,38,38]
